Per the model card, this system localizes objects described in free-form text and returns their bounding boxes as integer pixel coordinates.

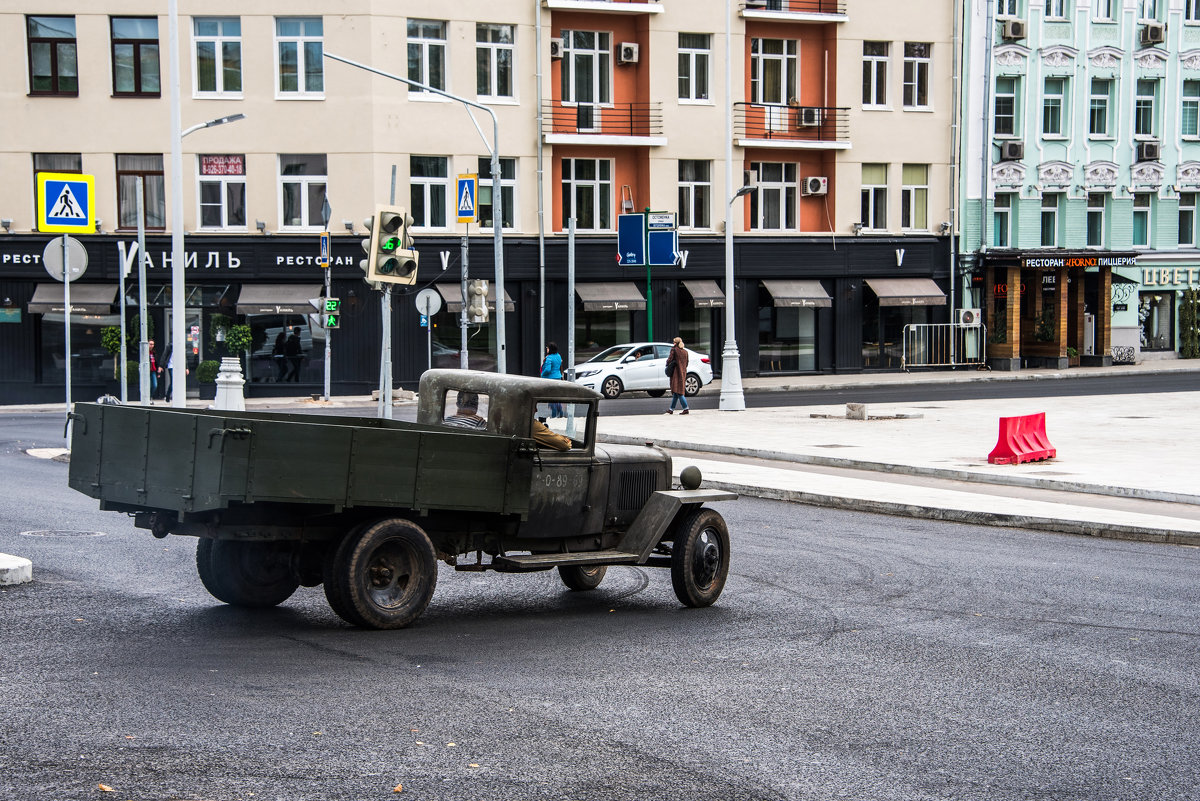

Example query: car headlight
[575,369,601,378]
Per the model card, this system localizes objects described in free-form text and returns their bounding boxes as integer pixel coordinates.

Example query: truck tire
[669,507,730,608]
[558,564,607,591]
[327,519,438,630]
[195,538,300,608]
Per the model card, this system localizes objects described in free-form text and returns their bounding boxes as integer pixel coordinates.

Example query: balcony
[542,101,666,146]
[734,102,850,149]
[740,0,847,22]
[543,0,664,14]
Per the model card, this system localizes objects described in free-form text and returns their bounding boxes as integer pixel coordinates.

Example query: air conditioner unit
[618,43,639,64]
[1001,20,1027,40]
[802,176,828,196]
[1000,140,1024,161]
[1140,22,1166,46]
[957,308,982,327]
[797,106,822,128]
[1137,140,1161,162]
[550,40,564,60]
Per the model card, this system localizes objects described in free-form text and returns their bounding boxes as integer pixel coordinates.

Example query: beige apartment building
[0,0,957,404]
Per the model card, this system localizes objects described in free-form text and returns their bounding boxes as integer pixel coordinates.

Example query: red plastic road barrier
[987,412,1056,465]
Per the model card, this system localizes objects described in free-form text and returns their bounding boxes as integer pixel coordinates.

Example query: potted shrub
[196,359,220,400]
[100,326,124,381]
[1066,346,1079,367]
[224,324,253,367]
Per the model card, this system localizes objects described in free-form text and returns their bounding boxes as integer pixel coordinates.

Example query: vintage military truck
[68,369,736,629]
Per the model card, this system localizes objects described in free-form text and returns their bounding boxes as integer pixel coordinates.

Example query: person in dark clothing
[161,344,188,402]
[273,331,288,382]
[284,326,303,382]
[665,336,690,415]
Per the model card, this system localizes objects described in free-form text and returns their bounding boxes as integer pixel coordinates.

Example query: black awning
[28,283,117,314]
[236,284,323,315]
[682,279,725,308]
[575,282,646,311]
[865,278,947,307]
[435,283,516,313]
[761,279,832,308]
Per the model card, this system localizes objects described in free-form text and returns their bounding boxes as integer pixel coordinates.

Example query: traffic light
[467,279,489,323]
[360,205,419,286]
[323,297,340,329]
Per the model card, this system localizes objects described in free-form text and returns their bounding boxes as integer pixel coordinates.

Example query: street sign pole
[460,231,469,370]
[645,209,653,341]
[62,234,70,420]
[136,181,150,405]
[320,226,331,402]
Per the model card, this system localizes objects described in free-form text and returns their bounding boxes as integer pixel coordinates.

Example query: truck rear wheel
[326,519,437,630]
[558,564,608,591]
[195,539,300,608]
[669,507,730,608]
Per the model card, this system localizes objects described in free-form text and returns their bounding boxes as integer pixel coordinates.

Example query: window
[902,43,931,109]
[901,164,928,230]
[561,31,611,106]
[1184,81,1200,137]
[993,193,1013,247]
[476,23,513,99]
[861,163,888,231]
[111,17,160,96]
[750,162,797,231]
[1094,0,1115,21]
[751,38,799,131]
[997,0,1021,17]
[1086,193,1106,247]
[410,156,448,229]
[33,153,82,208]
[116,154,165,230]
[1133,194,1152,247]
[995,77,1018,136]
[561,158,612,231]
[1040,193,1059,247]
[197,155,246,230]
[862,42,889,108]
[1135,79,1157,137]
[278,154,327,229]
[1089,78,1111,136]
[1180,193,1196,246]
[678,33,711,102]
[1138,0,1159,21]
[678,160,711,230]
[1045,0,1067,18]
[1043,77,1066,136]
[409,19,447,94]
[476,156,515,230]
[193,17,241,95]
[275,17,323,96]
[27,16,77,96]
[1187,0,1200,22]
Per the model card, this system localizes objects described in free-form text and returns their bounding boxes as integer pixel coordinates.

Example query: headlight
[575,369,601,378]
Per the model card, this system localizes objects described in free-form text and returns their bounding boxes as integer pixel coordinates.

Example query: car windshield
[586,346,633,363]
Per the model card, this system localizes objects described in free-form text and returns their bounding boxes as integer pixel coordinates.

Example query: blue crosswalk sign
[38,172,95,233]
[457,175,477,223]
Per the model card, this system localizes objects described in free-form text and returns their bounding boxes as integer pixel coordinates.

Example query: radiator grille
[617,469,657,511]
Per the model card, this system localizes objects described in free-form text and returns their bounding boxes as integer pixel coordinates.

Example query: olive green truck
[68,370,736,629]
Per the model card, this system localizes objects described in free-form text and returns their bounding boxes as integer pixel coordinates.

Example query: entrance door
[751,38,797,132]
[165,307,203,396]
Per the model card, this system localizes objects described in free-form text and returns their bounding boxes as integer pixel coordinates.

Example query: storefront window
[575,308,633,362]
[678,304,714,363]
[758,300,816,373]
[1139,292,1174,351]
[39,312,121,384]
[427,310,497,372]
[862,294,930,369]
[246,314,324,383]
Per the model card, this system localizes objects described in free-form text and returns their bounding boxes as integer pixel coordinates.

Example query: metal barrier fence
[901,323,988,371]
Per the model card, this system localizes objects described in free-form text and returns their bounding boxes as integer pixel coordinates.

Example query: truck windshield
[535,401,590,448]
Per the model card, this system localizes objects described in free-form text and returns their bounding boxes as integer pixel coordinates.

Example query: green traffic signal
[380,235,400,253]
[324,313,340,329]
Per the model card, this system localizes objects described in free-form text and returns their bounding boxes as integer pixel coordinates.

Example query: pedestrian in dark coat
[665,336,689,414]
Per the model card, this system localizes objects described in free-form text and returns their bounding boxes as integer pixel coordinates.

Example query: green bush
[196,360,220,384]
[1181,289,1199,359]
[125,360,141,384]
[225,324,253,353]
[100,327,124,378]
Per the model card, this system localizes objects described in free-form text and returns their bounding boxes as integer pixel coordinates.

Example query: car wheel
[646,389,666,398]
[327,518,438,630]
[670,507,730,608]
[196,538,300,608]
[558,564,608,591]
[601,376,623,399]
[684,373,702,397]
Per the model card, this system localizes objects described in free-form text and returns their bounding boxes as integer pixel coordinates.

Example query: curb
[693,478,1199,547]
[599,433,1200,506]
[0,553,33,586]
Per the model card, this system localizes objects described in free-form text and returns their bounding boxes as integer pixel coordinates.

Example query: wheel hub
[693,530,721,588]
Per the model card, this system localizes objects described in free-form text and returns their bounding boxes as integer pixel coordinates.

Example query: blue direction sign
[38,172,95,233]
[647,211,678,266]
[617,213,645,266]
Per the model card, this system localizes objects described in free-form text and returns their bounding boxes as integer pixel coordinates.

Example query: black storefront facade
[0,232,952,405]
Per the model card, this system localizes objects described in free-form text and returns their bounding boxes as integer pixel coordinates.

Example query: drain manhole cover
[20,530,106,538]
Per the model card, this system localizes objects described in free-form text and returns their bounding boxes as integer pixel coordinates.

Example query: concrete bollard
[213,357,246,411]
[846,403,867,420]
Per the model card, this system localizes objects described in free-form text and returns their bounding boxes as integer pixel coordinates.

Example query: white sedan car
[572,342,714,399]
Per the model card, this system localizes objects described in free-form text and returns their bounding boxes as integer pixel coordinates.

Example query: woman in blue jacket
[540,342,565,417]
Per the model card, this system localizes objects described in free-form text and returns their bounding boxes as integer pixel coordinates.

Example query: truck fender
[616,489,738,562]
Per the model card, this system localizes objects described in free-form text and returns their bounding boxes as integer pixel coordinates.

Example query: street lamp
[168,1,247,406]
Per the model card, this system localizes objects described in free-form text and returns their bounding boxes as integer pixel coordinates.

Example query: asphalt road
[2,419,1199,800]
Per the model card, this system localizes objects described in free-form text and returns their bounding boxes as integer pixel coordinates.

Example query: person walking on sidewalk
[665,336,689,415]
[540,342,565,418]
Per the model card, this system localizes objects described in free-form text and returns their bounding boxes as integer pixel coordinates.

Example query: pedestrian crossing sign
[38,172,95,233]
[457,174,477,223]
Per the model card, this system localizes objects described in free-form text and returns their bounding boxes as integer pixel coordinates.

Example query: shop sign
[993,282,1026,297]
[1141,267,1200,287]
[1113,303,1128,311]
[1021,255,1138,269]
[0,308,20,323]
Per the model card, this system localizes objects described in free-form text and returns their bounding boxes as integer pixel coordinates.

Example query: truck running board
[489,550,642,572]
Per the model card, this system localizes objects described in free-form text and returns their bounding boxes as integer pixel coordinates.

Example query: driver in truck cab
[443,391,487,429]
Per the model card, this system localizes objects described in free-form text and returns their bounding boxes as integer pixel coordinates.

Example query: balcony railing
[542,101,664,139]
[734,102,849,146]
[543,0,664,14]
[741,0,847,16]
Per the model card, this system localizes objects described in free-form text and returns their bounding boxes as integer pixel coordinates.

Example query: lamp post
[168,0,246,407]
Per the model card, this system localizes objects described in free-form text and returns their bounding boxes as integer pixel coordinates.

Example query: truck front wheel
[669,507,730,608]
[326,519,438,630]
[196,539,300,608]
[558,564,607,591]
